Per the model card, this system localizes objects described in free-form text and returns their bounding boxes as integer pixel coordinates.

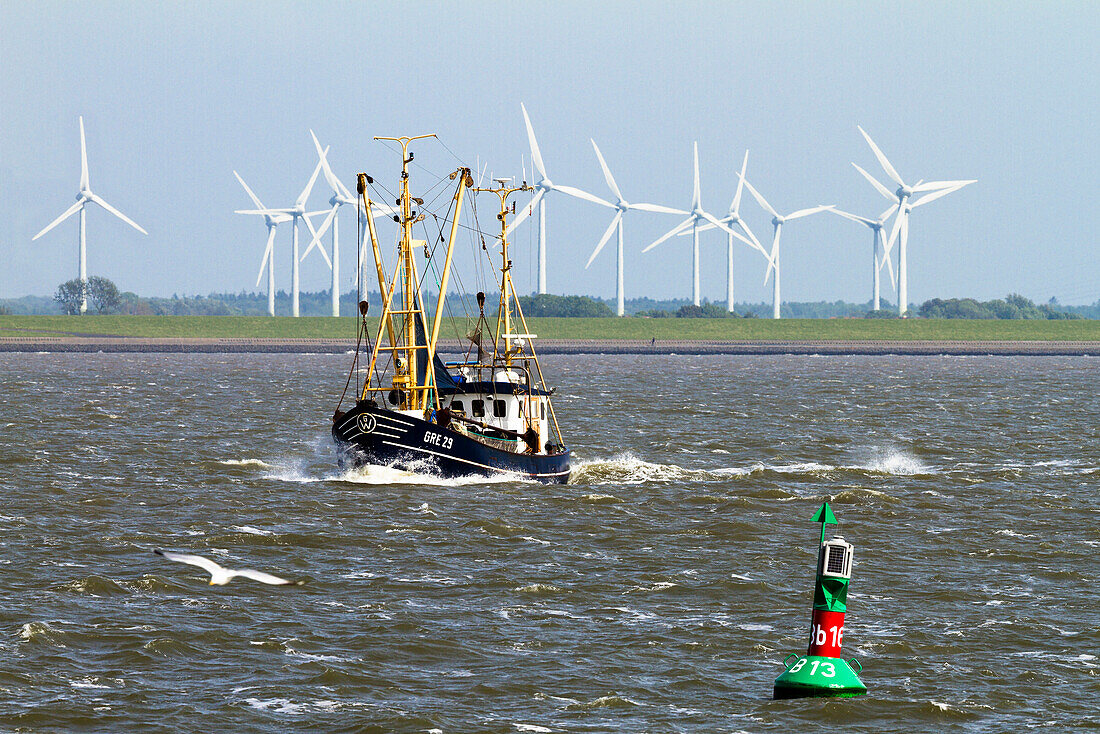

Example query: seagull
[154,549,304,586]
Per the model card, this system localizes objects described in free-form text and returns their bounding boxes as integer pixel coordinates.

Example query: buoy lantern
[773,501,868,699]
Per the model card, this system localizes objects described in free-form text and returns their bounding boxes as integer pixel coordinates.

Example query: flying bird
[154,549,304,586]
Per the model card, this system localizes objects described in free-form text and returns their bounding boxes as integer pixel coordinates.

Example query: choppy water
[1,353,1098,732]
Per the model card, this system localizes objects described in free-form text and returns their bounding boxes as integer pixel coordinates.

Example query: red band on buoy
[807,609,846,658]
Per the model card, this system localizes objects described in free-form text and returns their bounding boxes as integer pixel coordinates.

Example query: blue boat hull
[332,403,571,484]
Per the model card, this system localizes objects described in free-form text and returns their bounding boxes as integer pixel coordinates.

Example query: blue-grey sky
[2,1,1097,305]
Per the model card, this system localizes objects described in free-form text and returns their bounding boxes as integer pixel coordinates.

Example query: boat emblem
[357,414,377,433]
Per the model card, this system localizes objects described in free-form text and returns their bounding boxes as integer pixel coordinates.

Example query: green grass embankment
[1,315,1098,341]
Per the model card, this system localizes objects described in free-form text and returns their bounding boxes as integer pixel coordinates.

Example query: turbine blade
[32,199,84,240]
[520,103,547,179]
[87,193,147,234]
[256,227,277,288]
[642,216,694,253]
[883,210,903,260]
[732,149,749,212]
[911,182,973,208]
[910,179,976,193]
[236,208,293,215]
[879,202,900,221]
[741,177,777,218]
[79,116,89,190]
[737,218,766,254]
[857,125,904,186]
[785,204,834,220]
[829,208,876,226]
[296,147,328,207]
[311,129,347,198]
[504,189,543,236]
[692,141,701,210]
[553,184,612,208]
[590,139,623,203]
[585,212,622,269]
[852,163,895,200]
[299,213,332,268]
[883,240,897,289]
[629,202,687,215]
[682,219,720,235]
[701,210,750,245]
[763,228,781,285]
[234,171,266,210]
[302,205,337,262]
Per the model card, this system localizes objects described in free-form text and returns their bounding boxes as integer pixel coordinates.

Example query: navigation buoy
[773,501,867,699]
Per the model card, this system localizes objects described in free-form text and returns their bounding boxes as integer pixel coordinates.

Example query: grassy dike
[2,314,1099,341]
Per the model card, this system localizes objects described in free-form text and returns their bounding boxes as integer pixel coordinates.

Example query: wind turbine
[685,150,774,312]
[32,116,147,314]
[829,204,899,312]
[582,140,683,316]
[643,142,759,306]
[854,126,975,316]
[505,103,608,293]
[235,154,329,317]
[301,130,397,317]
[739,176,833,319]
[233,171,291,316]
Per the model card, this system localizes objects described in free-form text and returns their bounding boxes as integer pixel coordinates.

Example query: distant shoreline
[2,337,1098,356]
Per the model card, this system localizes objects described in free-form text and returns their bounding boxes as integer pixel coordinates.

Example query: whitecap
[232,525,273,536]
[854,449,931,475]
[244,698,305,715]
[220,459,273,468]
[995,529,1036,538]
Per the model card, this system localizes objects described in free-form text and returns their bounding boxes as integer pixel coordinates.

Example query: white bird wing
[156,549,225,576]
[234,568,299,586]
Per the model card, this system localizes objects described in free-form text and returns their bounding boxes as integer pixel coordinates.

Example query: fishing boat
[331,135,571,483]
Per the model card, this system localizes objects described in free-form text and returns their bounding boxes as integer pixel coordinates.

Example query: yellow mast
[474,179,531,366]
[358,137,470,416]
[356,174,396,348]
[373,135,435,411]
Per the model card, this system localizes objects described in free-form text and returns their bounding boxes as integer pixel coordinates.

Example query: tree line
[1,278,1097,319]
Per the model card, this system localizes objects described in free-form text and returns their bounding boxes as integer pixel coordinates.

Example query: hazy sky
[2,1,1097,305]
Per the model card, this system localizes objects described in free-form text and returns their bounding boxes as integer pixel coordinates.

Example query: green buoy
[773,501,867,699]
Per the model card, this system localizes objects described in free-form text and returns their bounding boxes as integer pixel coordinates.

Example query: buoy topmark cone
[773,501,867,700]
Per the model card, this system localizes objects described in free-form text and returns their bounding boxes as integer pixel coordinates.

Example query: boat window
[541,402,546,420]
[493,399,507,418]
[451,400,464,413]
[471,399,485,418]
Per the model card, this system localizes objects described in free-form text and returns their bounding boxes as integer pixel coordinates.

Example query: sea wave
[569,449,932,485]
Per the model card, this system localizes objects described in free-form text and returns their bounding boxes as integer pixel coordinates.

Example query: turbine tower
[301,131,397,317]
[739,176,832,319]
[233,171,291,316]
[235,154,329,317]
[582,139,683,316]
[686,150,773,312]
[32,116,147,313]
[854,126,975,316]
[505,103,606,293]
[829,204,899,312]
[642,142,751,306]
